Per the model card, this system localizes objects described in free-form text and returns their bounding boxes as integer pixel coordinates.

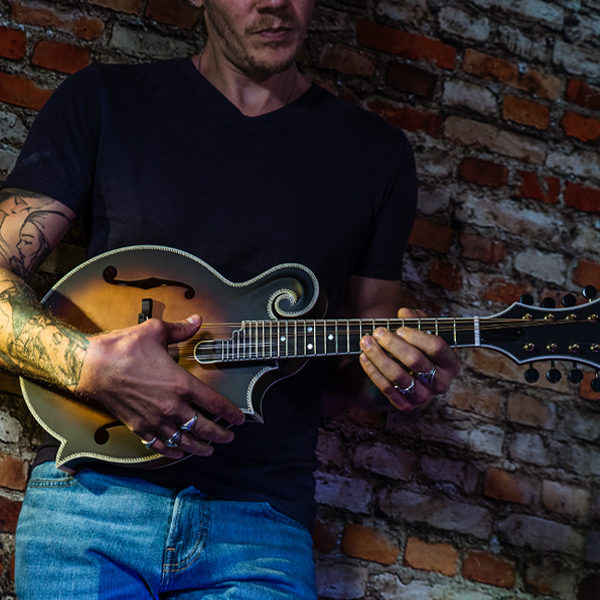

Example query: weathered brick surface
[32,40,90,74]
[503,95,551,130]
[404,536,458,576]
[341,524,399,565]
[0,27,27,60]
[484,468,538,505]
[357,20,456,69]
[1,1,598,598]
[462,550,516,588]
[458,157,508,188]
[0,71,53,110]
[10,0,105,40]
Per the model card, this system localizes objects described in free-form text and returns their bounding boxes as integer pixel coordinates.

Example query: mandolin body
[20,246,324,471]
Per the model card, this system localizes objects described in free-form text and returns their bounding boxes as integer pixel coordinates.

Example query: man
[0,0,460,597]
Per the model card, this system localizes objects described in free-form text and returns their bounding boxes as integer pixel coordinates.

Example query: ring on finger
[165,430,182,448]
[141,436,157,450]
[180,412,198,432]
[416,366,437,386]
[393,376,415,395]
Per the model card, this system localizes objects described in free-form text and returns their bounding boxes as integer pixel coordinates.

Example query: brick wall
[0,0,599,598]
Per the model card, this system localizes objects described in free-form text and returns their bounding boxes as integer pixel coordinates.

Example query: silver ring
[393,376,415,395]
[142,436,157,449]
[180,412,198,432]
[165,430,182,448]
[416,366,437,386]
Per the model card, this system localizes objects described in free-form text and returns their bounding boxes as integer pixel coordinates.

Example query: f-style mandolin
[20,246,600,471]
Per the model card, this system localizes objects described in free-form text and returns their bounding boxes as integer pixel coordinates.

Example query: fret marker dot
[327,334,334,341]
[307,343,314,350]
[307,327,313,333]
[280,336,286,342]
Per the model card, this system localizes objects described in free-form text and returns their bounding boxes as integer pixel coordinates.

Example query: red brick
[0,497,21,533]
[460,233,506,264]
[367,99,443,137]
[503,96,550,130]
[574,260,600,288]
[564,182,600,213]
[386,62,437,98]
[319,44,376,78]
[561,111,600,143]
[458,157,508,188]
[0,453,28,491]
[341,524,399,565]
[566,79,600,111]
[0,70,53,110]
[462,550,516,588]
[463,49,562,100]
[484,468,536,504]
[32,40,90,74]
[88,0,144,15]
[146,0,200,29]
[428,259,462,290]
[484,279,531,304]
[404,537,458,576]
[357,20,456,70]
[10,0,104,41]
[517,171,560,204]
[507,394,554,429]
[312,519,339,554]
[0,27,26,60]
[407,218,452,253]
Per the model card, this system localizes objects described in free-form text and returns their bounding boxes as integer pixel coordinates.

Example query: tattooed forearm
[0,275,89,391]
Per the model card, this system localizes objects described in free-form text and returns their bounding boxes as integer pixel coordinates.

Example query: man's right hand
[76,313,246,460]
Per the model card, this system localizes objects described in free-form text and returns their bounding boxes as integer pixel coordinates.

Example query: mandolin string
[170,318,594,358]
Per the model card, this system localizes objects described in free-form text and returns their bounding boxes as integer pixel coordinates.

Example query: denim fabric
[16,462,317,599]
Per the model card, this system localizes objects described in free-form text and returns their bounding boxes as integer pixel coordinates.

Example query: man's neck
[193,49,309,117]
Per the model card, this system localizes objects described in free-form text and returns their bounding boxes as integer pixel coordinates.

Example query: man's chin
[247,48,298,75]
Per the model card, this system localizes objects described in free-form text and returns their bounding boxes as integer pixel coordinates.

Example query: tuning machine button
[524,367,539,383]
[546,362,562,383]
[562,293,577,307]
[568,365,584,383]
[541,297,556,308]
[520,293,534,305]
[583,285,597,301]
[592,372,600,392]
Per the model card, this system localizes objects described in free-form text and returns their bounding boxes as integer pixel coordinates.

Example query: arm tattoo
[0,188,75,280]
[0,278,89,391]
[0,188,84,390]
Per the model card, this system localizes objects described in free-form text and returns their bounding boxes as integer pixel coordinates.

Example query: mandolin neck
[195,317,482,363]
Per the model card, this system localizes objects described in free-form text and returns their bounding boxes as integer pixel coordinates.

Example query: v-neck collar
[178,56,319,123]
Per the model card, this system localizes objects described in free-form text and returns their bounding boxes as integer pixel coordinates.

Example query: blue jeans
[15,461,316,599]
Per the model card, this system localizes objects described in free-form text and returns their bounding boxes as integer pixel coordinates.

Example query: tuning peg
[541,297,556,308]
[583,285,597,300]
[546,363,562,383]
[568,365,583,383]
[524,367,539,383]
[562,293,577,307]
[520,293,534,305]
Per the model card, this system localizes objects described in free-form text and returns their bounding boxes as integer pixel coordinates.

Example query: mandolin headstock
[482,288,600,389]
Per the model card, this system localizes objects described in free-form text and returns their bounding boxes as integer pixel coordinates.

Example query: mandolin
[20,245,600,471]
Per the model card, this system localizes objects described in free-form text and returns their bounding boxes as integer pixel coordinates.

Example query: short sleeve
[2,65,103,215]
[352,133,417,280]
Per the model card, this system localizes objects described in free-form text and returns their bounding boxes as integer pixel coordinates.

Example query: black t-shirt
[4,58,417,530]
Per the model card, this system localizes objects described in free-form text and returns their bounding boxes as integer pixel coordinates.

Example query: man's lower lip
[256,29,292,41]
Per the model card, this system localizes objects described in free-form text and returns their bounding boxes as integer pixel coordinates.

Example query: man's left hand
[358,307,460,412]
